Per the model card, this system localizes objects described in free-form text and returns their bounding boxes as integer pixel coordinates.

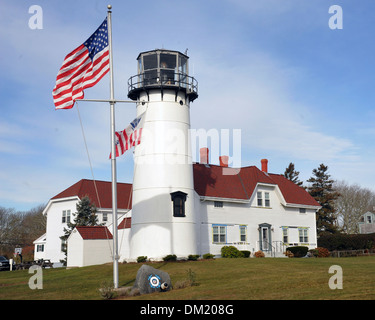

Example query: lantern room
[128,49,198,101]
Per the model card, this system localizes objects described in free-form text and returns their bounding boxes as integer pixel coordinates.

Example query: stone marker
[133,264,172,295]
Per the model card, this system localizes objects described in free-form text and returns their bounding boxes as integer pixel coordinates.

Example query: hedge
[241,250,251,258]
[317,233,375,251]
[221,246,244,258]
[163,254,177,261]
[286,246,308,257]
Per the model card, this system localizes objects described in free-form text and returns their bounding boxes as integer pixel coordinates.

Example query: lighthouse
[127,49,198,260]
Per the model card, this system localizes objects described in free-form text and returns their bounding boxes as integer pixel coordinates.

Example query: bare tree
[334,180,375,234]
[0,204,46,257]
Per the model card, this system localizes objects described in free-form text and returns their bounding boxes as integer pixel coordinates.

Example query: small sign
[15,248,22,255]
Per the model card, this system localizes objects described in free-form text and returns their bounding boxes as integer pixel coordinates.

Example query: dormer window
[257,191,270,207]
[264,192,270,207]
[170,191,187,217]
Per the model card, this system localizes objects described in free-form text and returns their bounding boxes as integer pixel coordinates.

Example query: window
[61,239,66,252]
[299,208,306,214]
[265,192,270,207]
[160,53,177,70]
[257,191,270,207]
[367,215,372,224]
[102,212,108,222]
[257,192,262,206]
[37,244,44,252]
[213,225,226,243]
[282,227,288,244]
[62,210,71,223]
[239,225,247,242]
[170,191,187,217]
[298,228,308,243]
[214,201,223,208]
[143,53,157,70]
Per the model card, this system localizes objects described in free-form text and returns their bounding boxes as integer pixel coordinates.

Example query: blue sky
[1,0,375,211]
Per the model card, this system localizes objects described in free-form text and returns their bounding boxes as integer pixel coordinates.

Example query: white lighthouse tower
[127,49,198,261]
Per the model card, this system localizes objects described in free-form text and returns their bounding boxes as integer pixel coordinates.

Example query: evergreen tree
[307,164,340,236]
[283,162,303,186]
[60,196,102,265]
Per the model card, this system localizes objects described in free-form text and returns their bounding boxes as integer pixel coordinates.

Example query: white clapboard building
[34,49,320,267]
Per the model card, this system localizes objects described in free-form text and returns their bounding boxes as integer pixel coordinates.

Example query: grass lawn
[0,257,374,300]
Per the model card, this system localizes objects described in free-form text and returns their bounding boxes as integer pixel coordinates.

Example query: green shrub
[163,254,177,262]
[286,246,308,258]
[202,253,215,259]
[241,250,251,258]
[137,256,147,263]
[221,246,244,258]
[188,254,200,261]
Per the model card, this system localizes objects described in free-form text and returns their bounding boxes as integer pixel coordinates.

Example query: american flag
[52,18,109,110]
[111,112,146,158]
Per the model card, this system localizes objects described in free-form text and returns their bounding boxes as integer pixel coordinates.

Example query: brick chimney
[219,155,229,167]
[200,147,209,164]
[261,159,268,173]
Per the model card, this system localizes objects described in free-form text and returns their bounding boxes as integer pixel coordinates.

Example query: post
[107,4,119,289]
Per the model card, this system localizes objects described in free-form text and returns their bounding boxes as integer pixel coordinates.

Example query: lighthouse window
[160,53,176,70]
[178,56,187,88]
[179,56,187,74]
[160,53,176,85]
[170,191,187,217]
[143,53,157,70]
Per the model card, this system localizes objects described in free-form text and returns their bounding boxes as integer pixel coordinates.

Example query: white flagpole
[107,4,119,289]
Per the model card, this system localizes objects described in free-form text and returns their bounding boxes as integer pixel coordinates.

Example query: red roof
[51,179,132,210]
[268,173,319,206]
[52,164,319,210]
[118,217,131,229]
[193,163,320,207]
[75,226,113,240]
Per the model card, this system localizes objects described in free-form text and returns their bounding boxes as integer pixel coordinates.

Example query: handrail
[128,71,198,96]
[257,240,286,257]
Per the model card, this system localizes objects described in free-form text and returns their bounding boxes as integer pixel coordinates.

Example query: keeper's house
[34,155,320,267]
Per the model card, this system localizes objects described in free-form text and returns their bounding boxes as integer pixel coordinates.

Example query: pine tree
[283,162,303,186]
[307,164,340,236]
[60,196,102,265]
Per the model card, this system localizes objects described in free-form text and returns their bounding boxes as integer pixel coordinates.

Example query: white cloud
[191,49,356,164]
